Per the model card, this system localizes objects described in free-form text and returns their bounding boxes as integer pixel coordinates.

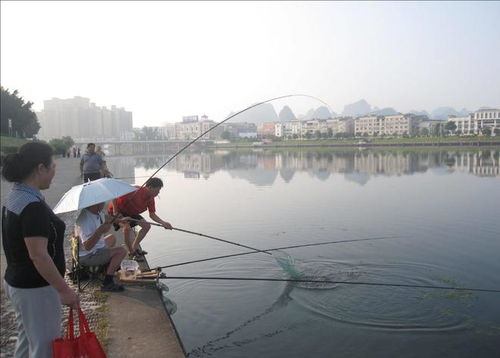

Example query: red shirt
[110,186,155,215]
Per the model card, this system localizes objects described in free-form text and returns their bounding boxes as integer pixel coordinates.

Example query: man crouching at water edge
[75,202,128,292]
[109,177,173,262]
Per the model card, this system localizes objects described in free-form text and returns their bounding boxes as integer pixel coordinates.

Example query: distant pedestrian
[66,148,71,158]
[77,147,81,158]
[72,147,77,158]
[80,143,112,182]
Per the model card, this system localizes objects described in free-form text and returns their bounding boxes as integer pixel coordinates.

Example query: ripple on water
[285,257,473,332]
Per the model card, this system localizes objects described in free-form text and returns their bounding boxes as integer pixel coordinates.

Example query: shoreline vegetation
[209,136,499,149]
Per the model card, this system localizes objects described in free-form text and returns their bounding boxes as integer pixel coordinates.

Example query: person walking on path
[75,202,127,292]
[77,147,81,158]
[80,143,112,182]
[1,142,79,358]
[109,177,172,261]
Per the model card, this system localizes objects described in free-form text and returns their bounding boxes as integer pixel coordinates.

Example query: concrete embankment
[0,156,184,357]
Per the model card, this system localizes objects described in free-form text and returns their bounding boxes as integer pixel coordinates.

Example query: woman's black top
[2,186,66,288]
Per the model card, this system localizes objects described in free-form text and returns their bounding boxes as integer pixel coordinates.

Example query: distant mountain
[228,103,279,124]
[409,109,430,117]
[278,105,296,122]
[299,106,335,120]
[429,107,471,120]
[457,108,472,116]
[313,106,335,119]
[369,107,398,116]
[342,99,372,117]
[301,109,315,120]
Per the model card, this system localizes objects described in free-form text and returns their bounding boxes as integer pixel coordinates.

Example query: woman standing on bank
[2,142,79,358]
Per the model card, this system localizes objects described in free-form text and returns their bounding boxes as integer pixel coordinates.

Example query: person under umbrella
[74,202,128,291]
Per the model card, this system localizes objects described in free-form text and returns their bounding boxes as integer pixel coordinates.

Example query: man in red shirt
[109,177,172,261]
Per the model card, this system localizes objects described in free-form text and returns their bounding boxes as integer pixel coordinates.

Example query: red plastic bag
[53,307,107,358]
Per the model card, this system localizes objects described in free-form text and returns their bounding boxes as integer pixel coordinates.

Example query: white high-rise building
[37,97,133,141]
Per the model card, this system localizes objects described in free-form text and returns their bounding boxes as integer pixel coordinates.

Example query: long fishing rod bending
[138,94,333,188]
[126,218,272,255]
[161,276,500,294]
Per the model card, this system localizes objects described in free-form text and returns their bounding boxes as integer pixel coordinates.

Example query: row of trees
[48,136,75,155]
[1,87,40,138]
[1,87,76,156]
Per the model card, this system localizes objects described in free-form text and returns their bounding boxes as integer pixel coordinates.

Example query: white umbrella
[53,178,138,214]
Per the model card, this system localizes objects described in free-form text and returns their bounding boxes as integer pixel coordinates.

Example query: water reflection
[110,149,499,185]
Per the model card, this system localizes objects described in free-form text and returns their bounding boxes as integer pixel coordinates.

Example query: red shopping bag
[53,307,106,358]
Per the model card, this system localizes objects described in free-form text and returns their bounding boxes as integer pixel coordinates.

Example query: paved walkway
[0,155,184,357]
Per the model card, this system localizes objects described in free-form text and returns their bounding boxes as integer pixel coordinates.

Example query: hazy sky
[2,1,499,127]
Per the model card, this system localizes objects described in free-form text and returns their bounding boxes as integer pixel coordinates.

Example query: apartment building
[175,115,217,140]
[355,114,417,136]
[447,116,474,134]
[355,116,383,136]
[257,122,276,137]
[471,108,499,134]
[447,109,499,135]
[37,97,133,141]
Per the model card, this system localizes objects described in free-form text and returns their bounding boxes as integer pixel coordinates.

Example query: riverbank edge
[0,157,185,358]
[209,140,500,149]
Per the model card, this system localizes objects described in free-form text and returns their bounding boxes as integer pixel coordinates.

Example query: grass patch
[210,136,499,149]
[0,135,30,149]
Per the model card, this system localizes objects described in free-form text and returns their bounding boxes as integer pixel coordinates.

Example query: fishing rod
[126,218,272,255]
[114,94,332,218]
[156,236,400,269]
[135,94,333,189]
[160,276,500,294]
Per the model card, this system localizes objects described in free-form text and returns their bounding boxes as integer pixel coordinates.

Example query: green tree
[445,121,457,134]
[142,126,161,140]
[481,127,491,136]
[49,136,74,155]
[1,87,41,137]
[221,131,232,140]
[432,123,443,137]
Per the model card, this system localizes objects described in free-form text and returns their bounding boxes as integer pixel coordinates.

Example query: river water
[107,148,500,358]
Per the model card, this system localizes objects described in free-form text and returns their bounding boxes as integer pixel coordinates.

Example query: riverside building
[355,114,418,136]
[36,96,133,141]
[447,108,499,135]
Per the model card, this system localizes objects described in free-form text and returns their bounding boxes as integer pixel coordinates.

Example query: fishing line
[156,236,400,269]
[160,276,500,294]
